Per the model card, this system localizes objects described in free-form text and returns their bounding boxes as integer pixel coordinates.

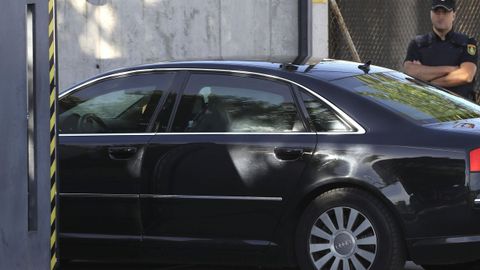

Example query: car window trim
[166,71,190,132]
[59,132,358,137]
[292,85,316,132]
[59,133,157,137]
[60,68,366,135]
[297,88,356,132]
[288,82,310,132]
[149,71,187,132]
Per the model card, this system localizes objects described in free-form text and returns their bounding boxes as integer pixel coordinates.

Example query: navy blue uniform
[405,31,478,99]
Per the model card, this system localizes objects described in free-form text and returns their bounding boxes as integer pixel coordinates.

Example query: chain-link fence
[329,0,480,93]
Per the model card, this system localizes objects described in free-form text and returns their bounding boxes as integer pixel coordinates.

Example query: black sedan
[57,60,480,270]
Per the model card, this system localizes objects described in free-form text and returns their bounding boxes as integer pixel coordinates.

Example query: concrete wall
[0,0,52,269]
[312,0,329,63]
[57,0,329,90]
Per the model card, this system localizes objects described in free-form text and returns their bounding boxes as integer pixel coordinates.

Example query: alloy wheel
[308,207,378,270]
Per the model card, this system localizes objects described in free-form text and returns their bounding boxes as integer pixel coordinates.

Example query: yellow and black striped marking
[49,0,58,269]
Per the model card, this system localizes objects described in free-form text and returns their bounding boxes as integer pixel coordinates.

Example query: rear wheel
[295,188,405,270]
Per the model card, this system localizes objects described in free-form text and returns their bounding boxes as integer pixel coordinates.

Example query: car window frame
[292,85,317,132]
[59,68,366,135]
[295,87,357,133]
[149,71,189,133]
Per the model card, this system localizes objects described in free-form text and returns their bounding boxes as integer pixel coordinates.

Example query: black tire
[422,262,477,270]
[295,187,405,270]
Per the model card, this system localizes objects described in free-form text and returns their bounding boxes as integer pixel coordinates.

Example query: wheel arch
[279,178,410,264]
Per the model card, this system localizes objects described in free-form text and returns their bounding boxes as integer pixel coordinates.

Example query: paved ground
[62,261,424,270]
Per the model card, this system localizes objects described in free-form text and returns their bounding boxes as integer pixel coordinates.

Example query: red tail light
[470,148,480,172]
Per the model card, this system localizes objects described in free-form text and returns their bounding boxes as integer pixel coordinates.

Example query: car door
[57,72,177,258]
[140,71,317,256]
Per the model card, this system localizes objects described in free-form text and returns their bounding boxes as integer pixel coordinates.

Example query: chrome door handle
[108,146,137,160]
[274,147,304,161]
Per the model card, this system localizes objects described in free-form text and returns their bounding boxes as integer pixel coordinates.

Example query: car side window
[300,91,353,132]
[172,73,305,133]
[59,73,175,134]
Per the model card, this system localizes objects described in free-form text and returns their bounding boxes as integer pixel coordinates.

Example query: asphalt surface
[62,261,424,270]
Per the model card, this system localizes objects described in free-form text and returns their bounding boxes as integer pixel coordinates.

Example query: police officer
[404,0,478,101]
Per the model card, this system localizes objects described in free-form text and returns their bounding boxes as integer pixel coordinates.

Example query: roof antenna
[358,60,371,74]
[304,64,316,73]
[280,63,299,71]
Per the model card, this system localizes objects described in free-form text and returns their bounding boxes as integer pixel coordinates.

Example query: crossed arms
[404,61,477,88]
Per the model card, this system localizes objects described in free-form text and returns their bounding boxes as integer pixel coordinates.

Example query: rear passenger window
[172,73,305,132]
[301,92,352,132]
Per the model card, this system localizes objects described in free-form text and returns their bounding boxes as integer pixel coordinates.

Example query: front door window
[59,73,175,134]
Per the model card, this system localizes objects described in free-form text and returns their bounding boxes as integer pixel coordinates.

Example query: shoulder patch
[467,44,477,56]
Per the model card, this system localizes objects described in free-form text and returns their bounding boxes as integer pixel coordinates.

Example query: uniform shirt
[405,30,478,99]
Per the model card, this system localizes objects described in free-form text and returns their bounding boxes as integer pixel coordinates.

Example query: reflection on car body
[58,60,480,270]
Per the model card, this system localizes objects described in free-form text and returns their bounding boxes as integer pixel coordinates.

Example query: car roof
[62,59,394,92]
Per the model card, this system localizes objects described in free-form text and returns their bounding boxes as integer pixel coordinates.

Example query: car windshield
[332,72,480,124]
